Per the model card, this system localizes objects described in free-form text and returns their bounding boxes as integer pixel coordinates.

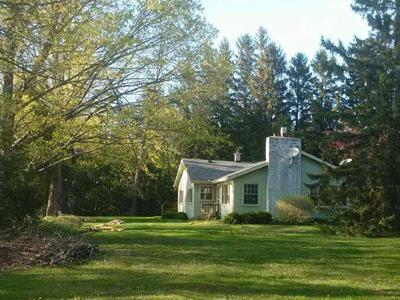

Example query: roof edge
[173,160,186,189]
[301,151,337,169]
[212,161,268,183]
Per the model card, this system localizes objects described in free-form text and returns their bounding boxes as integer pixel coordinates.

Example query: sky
[201,0,370,59]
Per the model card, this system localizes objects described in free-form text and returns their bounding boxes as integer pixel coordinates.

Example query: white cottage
[174,128,336,219]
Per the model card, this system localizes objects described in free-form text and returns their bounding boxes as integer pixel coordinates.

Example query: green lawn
[1,217,400,299]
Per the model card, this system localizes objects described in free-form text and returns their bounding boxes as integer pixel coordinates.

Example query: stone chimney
[234,149,241,162]
[266,128,302,214]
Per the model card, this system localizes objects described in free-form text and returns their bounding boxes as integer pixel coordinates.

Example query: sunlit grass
[1,217,400,299]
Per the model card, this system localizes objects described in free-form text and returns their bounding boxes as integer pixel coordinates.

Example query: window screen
[243,184,258,205]
[200,186,213,201]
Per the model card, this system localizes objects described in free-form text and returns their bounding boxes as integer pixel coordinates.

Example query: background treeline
[1,0,399,231]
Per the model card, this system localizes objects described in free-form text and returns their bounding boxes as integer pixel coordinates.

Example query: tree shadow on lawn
[1,267,399,299]
[90,227,370,264]
[3,223,400,299]
[88,225,400,280]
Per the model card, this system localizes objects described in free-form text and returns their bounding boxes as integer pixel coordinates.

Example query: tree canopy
[1,0,399,231]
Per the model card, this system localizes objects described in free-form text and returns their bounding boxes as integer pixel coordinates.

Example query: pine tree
[249,27,289,159]
[229,28,289,161]
[299,50,346,157]
[287,53,314,132]
[208,39,236,159]
[311,50,343,133]
[230,34,257,160]
[321,0,400,230]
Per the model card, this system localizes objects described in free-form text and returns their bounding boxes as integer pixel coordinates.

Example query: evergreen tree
[208,38,236,159]
[301,50,346,157]
[321,0,400,230]
[229,28,289,161]
[249,27,289,159]
[230,34,257,160]
[287,53,314,131]
[263,41,290,133]
[311,50,343,133]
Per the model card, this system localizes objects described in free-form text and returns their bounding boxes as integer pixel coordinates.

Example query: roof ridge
[182,158,258,164]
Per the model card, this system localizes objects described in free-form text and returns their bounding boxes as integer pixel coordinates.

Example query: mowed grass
[1,217,400,299]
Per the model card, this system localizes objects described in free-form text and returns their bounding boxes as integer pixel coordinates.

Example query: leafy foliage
[223,212,243,224]
[161,211,188,220]
[1,0,399,233]
[275,196,315,224]
[224,212,272,224]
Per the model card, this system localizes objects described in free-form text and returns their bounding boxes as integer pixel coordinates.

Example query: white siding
[177,170,194,219]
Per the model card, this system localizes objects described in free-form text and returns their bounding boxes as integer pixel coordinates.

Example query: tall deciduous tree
[0,0,217,217]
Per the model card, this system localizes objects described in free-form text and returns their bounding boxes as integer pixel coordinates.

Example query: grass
[1,217,400,299]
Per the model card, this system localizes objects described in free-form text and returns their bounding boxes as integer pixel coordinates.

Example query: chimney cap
[234,149,241,162]
[280,127,288,137]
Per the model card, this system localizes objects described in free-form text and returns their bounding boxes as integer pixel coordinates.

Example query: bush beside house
[161,211,188,220]
[224,212,272,224]
[275,196,314,224]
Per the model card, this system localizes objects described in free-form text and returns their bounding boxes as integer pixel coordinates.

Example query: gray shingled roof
[182,159,258,182]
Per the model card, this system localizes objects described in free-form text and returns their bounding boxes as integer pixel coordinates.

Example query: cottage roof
[181,159,257,182]
[173,152,336,188]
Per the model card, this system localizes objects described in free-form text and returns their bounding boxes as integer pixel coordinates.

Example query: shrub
[161,211,188,220]
[242,212,273,224]
[318,208,399,237]
[223,212,243,224]
[275,196,314,224]
[224,212,272,224]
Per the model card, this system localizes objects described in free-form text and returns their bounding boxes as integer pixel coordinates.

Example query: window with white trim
[243,184,258,205]
[200,186,213,201]
[186,188,193,204]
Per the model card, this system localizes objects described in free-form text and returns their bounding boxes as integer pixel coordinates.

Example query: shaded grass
[38,215,84,237]
[1,217,400,299]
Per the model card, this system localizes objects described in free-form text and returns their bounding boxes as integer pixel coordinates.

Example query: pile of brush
[0,216,99,272]
[0,234,98,272]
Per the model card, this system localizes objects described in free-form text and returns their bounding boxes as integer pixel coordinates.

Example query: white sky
[201,0,370,59]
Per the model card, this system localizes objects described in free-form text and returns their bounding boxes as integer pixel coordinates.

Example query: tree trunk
[128,138,147,215]
[393,0,400,117]
[1,55,16,156]
[0,5,18,156]
[128,167,140,215]
[160,201,168,215]
[46,164,65,216]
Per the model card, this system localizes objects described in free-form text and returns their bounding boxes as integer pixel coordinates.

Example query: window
[200,186,213,201]
[186,188,193,204]
[178,190,184,203]
[243,184,258,205]
[222,185,230,204]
